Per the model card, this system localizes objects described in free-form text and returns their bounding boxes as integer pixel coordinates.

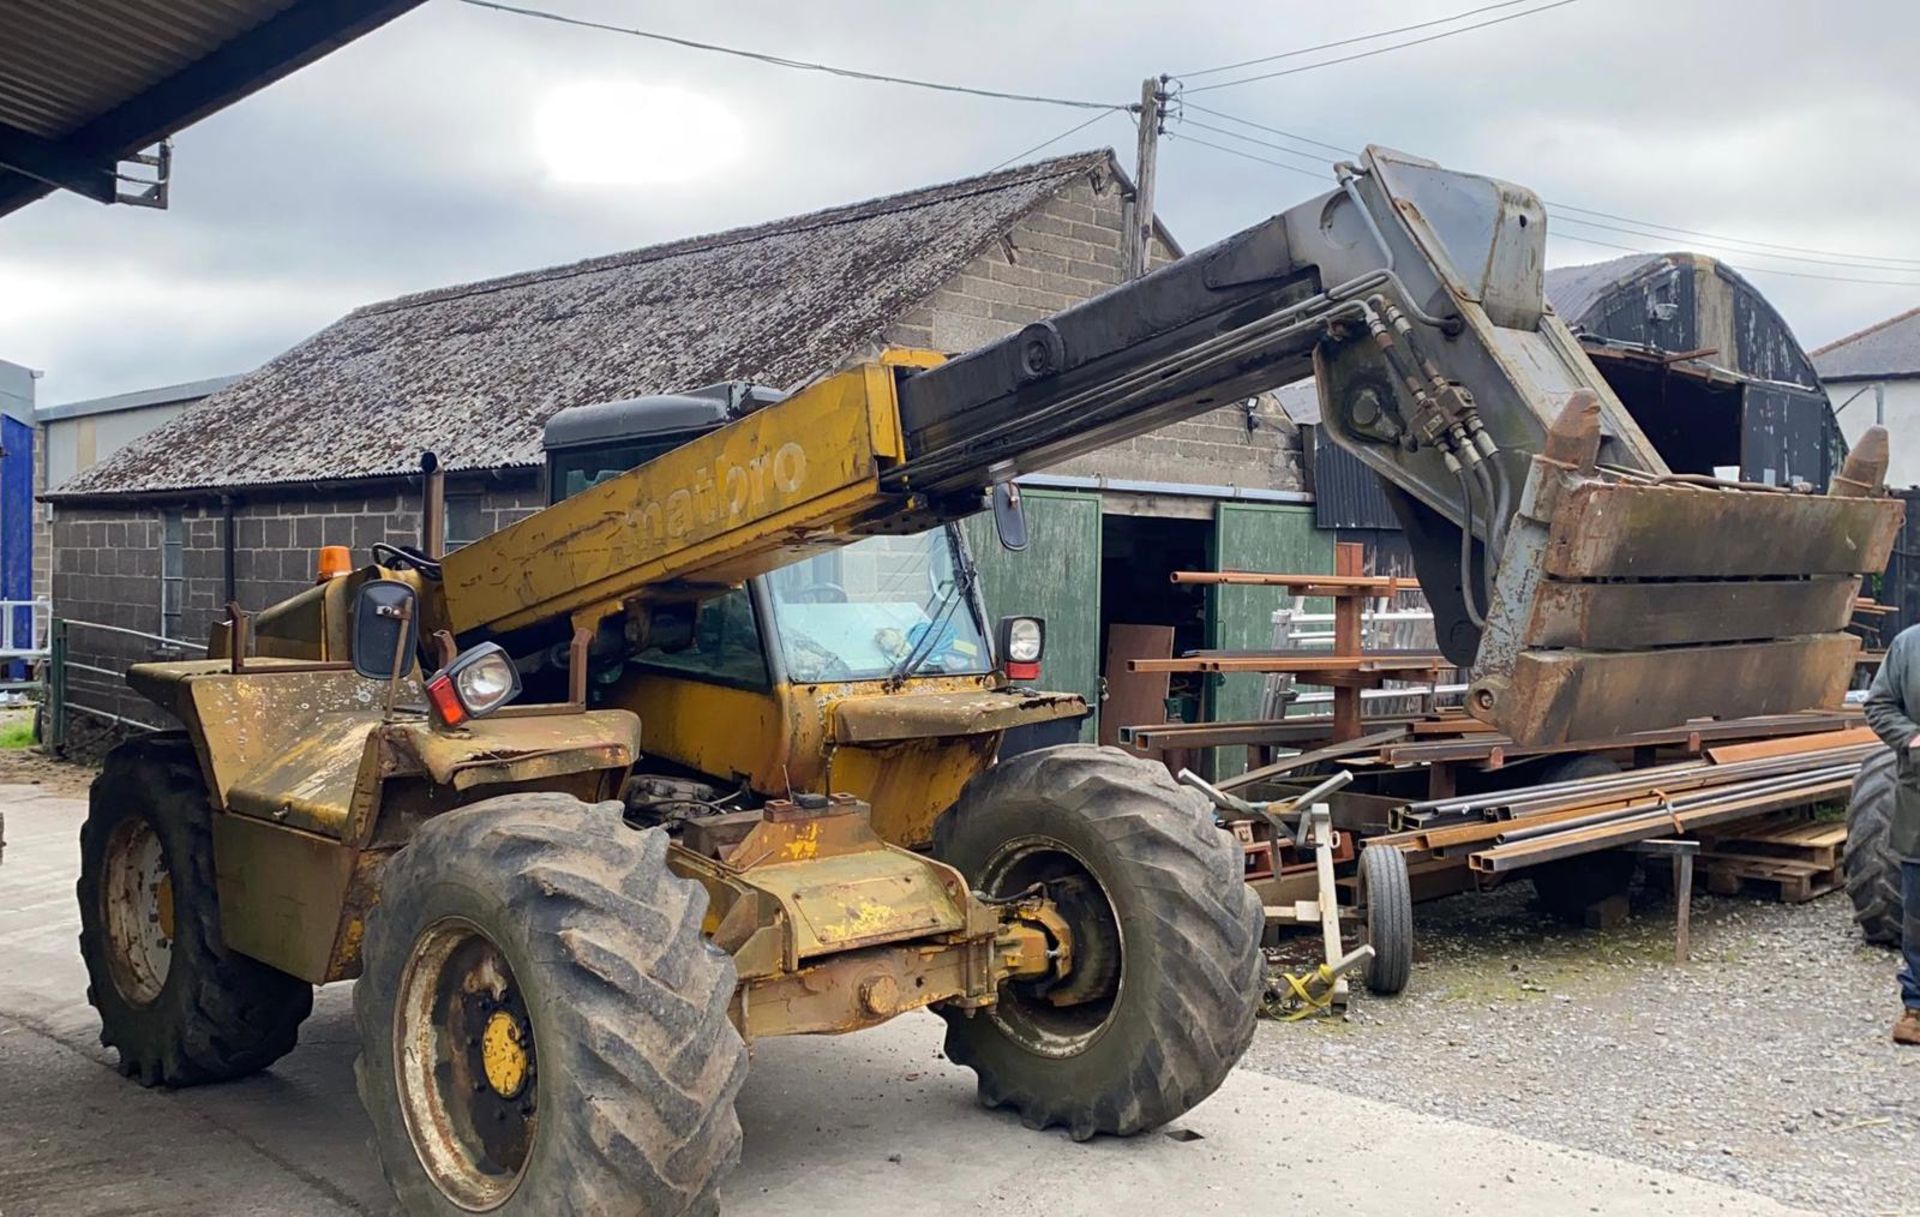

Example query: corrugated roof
[1811,306,1920,380]
[1544,253,1671,327]
[0,0,426,216]
[55,150,1117,500]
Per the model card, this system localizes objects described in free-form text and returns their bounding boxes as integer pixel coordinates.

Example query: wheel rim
[979,835,1124,1059]
[102,817,173,1005]
[394,918,538,1212]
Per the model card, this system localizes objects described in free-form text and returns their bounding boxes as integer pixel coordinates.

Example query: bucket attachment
[1469,407,1902,746]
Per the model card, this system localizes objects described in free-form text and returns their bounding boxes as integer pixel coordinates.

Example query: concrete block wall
[48,475,543,732]
[882,171,1304,495]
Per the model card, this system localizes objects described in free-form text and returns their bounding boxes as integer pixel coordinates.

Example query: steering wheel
[789,582,848,604]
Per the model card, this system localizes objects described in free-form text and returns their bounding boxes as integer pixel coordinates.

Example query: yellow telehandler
[77,146,1898,1215]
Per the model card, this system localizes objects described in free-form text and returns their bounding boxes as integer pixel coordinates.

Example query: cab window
[627,587,770,688]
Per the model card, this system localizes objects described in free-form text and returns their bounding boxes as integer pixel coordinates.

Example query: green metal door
[963,489,1102,741]
[1209,501,1331,776]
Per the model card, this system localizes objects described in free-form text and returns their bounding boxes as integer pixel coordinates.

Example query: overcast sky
[5,0,1918,405]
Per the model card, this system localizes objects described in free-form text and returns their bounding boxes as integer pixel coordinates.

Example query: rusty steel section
[1489,636,1863,747]
[1470,391,1904,746]
[1525,578,1861,651]
[1540,481,1901,579]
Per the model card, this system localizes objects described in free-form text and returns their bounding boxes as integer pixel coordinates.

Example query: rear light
[998,616,1044,682]
[425,642,522,727]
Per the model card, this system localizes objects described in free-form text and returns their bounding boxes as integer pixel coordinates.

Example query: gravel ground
[1244,875,1920,1216]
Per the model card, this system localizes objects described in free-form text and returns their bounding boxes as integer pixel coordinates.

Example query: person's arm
[1864,630,1920,752]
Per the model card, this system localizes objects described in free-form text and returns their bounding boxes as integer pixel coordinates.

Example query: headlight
[998,616,1045,682]
[1005,618,1043,662]
[426,642,523,726]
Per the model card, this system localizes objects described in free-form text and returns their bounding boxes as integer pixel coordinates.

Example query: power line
[1179,103,1357,157]
[1183,100,1920,273]
[1186,0,1583,94]
[1177,118,1339,173]
[987,109,1131,173]
[457,0,1122,111]
[1548,229,1920,288]
[1165,132,1335,183]
[1545,200,1920,269]
[1177,0,1542,80]
[1549,213,1920,274]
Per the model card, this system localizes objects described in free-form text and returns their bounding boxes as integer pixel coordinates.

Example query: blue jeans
[1903,861,1920,1011]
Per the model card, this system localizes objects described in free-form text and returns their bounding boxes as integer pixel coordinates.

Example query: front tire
[933,744,1262,1141]
[354,794,747,1217]
[1846,749,1904,946]
[77,734,312,1086]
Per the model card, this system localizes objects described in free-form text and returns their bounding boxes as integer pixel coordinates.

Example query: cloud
[5,0,1916,404]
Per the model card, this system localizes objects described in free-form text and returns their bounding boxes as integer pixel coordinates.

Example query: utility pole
[1125,76,1165,280]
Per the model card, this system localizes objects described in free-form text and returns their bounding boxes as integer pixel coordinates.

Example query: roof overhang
[0,0,425,218]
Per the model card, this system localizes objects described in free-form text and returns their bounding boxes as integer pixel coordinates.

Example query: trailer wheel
[1526,754,1634,923]
[77,733,312,1086]
[355,794,746,1217]
[1845,749,1904,946]
[933,744,1262,1142]
[1359,844,1413,995]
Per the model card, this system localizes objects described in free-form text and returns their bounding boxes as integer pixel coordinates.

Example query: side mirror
[991,481,1029,552]
[352,580,420,680]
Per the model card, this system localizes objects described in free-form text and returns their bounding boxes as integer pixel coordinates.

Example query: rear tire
[354,794,746,1217]
[77,733,312,1086]
[1359,845,1413,996]
[933,744,1262,1141]
[1846,749,1904,947]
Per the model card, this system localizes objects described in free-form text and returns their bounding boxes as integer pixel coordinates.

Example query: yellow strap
[1263,963,1338,1021]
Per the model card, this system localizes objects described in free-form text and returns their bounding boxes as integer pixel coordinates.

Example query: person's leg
[1904,861,1920,1012]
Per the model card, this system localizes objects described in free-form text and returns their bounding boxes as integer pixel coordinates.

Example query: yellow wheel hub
[155,875,175,942]
[480,1009,530,1099]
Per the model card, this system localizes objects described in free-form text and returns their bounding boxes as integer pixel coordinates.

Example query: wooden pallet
[1699,852,1841,903]
[1701,814,1847,869]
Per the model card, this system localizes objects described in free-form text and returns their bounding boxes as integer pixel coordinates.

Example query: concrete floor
[0,783,1817,1216]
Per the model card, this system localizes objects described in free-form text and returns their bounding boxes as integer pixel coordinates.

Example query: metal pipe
[63,701,163,731]
[62,618,207,651]
[221,494,237,608]
[1412,744,1876,819]
[420,452,445,561]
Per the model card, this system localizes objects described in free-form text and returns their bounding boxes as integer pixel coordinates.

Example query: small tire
[1358,844,1413,996]
[1846,749,1904,947]
[354,794,747,1217]
[77,733,312,1086]
[932,744,1262,1141]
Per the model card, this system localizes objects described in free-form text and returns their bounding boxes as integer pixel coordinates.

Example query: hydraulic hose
[1456,467,1487,629]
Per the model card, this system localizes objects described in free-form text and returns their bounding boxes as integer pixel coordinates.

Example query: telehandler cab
[78,146,1898,1216]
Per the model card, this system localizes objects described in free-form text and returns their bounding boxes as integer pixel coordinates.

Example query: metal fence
[45,616,201,750]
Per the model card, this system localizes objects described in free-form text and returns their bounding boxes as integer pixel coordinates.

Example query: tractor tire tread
[934,744,1261,1142]
[354,794,746,1217]
[77,732,311,1087]
[1845,749,1904,947]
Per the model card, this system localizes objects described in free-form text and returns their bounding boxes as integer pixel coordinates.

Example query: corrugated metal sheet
[1741,384,1837,489]
[54,151,1115,500]
[1305,426,1399,530]
[0,1,296,139]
